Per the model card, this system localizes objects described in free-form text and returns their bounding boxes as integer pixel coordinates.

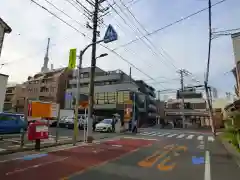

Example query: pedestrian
[111,116,115,133]
[92,115,96,132]
[132,120,137,133]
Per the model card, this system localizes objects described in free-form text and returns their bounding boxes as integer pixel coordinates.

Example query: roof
[0,17,12,33]
[0,73,9,77]
[231,32,240,39]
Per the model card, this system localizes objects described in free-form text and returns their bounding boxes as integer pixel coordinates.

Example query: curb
[218,136,240,167]
[0,135,113,156]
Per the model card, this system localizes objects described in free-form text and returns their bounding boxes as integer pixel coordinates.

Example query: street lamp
[96,53,108,59]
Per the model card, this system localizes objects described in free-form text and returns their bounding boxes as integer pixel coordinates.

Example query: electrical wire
[29,0,166,89]
[113,0,227,51]
[30,0,86,36]
[44,0,87,29]
[118,0,178,70]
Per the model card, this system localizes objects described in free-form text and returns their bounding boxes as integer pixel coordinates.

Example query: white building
[0,73,9,112]
[0,18,11,112]
[0,17,12,57]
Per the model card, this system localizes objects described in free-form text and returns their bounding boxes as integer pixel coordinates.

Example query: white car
[95,119,113,132]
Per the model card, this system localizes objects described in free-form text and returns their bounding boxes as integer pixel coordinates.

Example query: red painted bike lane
[0,138,156,180]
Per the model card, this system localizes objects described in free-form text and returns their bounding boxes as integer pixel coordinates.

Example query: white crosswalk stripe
[208,136,215,142]
[197,136,204,140]
[138,131,214,143]
[167,134,177,137]
[158,133,170,137]
[186,135,194,139]
[176,134,185,138]
[0,148,6,152]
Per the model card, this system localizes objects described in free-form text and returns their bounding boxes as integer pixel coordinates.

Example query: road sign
[68,48,76,69]
[103,24,118,43]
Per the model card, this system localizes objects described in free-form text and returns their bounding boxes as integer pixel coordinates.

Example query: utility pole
[204,0,216,136]
[179,69,186,128]
[86,0,109,142]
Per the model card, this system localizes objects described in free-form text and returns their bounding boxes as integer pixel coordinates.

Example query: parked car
[58,116,67,128]
[95,118,113,132]
[66,116,86,130]
[0,113,27,134]
[63,116,74,128]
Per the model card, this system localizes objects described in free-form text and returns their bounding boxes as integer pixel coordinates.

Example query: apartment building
[24,68,72,109]
[65,67,157,125]
[3,83,27,113]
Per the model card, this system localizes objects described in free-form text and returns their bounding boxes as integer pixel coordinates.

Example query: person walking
[132,120,137,133]
[111,116,116,133]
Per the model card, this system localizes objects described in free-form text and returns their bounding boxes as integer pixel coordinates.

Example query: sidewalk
[0,133,120,155]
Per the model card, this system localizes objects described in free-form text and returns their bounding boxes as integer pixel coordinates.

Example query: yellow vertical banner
[68,48,76,69]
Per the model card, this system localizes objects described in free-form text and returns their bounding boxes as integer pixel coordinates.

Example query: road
[0,128,239,180]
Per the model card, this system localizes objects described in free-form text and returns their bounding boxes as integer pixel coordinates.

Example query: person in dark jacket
[111,116,116,132]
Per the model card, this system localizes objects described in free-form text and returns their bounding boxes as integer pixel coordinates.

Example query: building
[24,68,72,109]
[165,88,209,127]
[0,17,12,57]
[231,32,240,96]
[65,67,157,126]
[135,80,157,126]
[0,74,9,112]
[3,84,27,113]
[0,18,11,112]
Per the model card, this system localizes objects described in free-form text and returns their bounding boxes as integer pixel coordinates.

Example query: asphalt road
[0,128,239,180]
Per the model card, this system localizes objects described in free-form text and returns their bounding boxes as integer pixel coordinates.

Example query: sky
[0,0,239,99]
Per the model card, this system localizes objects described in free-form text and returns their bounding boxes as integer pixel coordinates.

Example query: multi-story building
[134,80,157,125]
[65,67,157,126]
[0,18,11,112]
[24,68,72,109]
[0,17,12,57]
[0,73,9,112]
[3,83,27,113]
[231,32,240,96]
[165,88,209,127]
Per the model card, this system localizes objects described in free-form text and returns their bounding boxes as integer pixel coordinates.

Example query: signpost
[103,24,118,43]
[74,24,118,144]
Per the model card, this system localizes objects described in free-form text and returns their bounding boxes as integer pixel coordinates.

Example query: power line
[118,0,178,70]
[29,0,165,89]
[30,0,86,36]
[113,0,227,51]
[44,0,87,29]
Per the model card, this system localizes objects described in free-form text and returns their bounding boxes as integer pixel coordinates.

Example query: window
[117,92,124,104]
[0,114,17,121]
[83,73,89,78]
[107,92,116,104]
[95,82,104,86]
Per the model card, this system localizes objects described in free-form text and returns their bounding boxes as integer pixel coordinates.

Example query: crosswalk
[139,131,215,142]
